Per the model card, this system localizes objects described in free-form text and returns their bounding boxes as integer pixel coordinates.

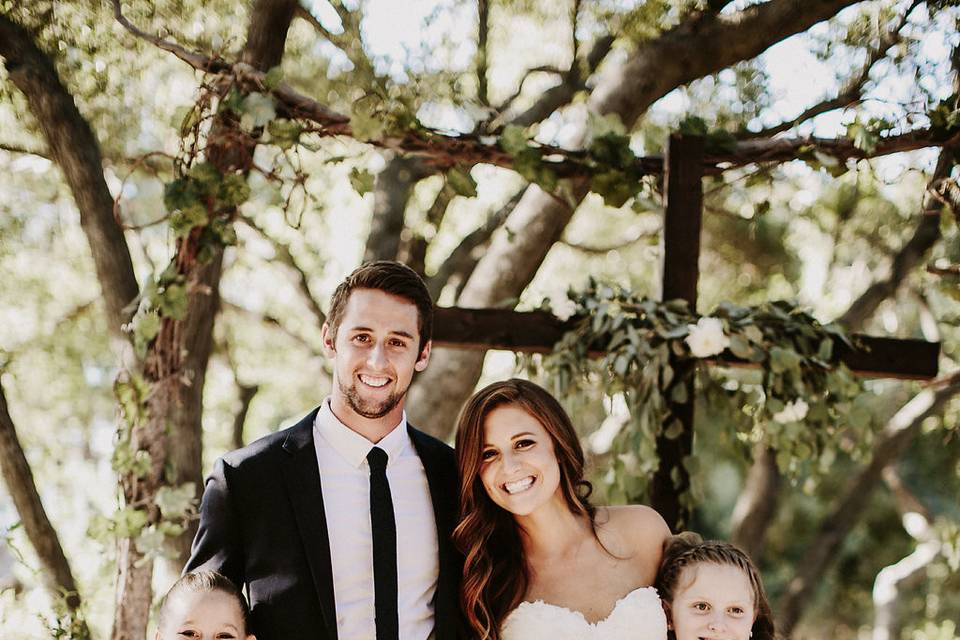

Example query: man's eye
[353,334,370,343]
[216,634,237,639]
[389,338,407,348]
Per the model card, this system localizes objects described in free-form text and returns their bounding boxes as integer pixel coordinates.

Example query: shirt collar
[314,398,410,468]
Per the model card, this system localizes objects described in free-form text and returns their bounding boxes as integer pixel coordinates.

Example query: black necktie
[367,446,399,640]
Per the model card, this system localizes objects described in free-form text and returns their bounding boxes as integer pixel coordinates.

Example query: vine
[527,280,869,504]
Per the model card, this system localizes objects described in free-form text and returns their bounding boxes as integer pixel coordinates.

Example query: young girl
[656,533,777,640]
[155,571,256,640]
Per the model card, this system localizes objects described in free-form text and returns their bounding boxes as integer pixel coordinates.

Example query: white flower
[240,92,276,130]
[773,399,809,424]
[550,296,578,321]
[684,317,730,358]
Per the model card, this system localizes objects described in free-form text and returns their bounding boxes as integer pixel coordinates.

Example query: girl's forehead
[676,562,753,600]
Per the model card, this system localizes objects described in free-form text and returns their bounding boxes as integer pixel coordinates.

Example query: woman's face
[478,404,563,517]
[155,590,254,640]
[667,563,755,640]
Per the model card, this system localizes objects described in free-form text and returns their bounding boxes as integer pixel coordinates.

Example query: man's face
[322,288,430,428]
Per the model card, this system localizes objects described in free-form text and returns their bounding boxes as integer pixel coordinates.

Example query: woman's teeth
[504,477,535,494]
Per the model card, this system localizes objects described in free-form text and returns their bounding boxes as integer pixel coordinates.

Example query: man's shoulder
[219,407,319,470]
[407,423,455,460]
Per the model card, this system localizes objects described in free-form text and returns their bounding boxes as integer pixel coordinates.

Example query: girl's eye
[481,449,498,461]
[515,439,535,449]
[178,631,198,638]
[729,607,745,616]
[693,602,710,612]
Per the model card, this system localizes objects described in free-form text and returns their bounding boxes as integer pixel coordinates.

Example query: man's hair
[157,571,250,633]
[326,261,434,353]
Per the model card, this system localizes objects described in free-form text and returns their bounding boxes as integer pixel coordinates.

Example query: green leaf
[218,172,251,208]
[728,334,753,359]
[349,168,375,195]
[267,118,303,150]
[664,419,685,439]
[447,166,477,197]
[263,66,284,91]
[155,483,196,520]
[187,162,222,196]
[499,124,530,156]
[158,283,189,321]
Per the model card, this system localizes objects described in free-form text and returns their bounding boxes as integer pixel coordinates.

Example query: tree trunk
[0,380,86,627]
[111,2,300,638]
[364,155,431,262]
[730,444,781,558]
[777,378,960,635]
[0,14,139,338]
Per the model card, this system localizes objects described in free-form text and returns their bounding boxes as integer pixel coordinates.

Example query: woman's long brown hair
[453,379,596,639]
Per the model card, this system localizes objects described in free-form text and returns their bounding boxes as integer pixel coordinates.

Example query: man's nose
[366,343,388,368]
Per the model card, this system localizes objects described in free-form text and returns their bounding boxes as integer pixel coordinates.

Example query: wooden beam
[652,134,706,530]
[432,307,940,379]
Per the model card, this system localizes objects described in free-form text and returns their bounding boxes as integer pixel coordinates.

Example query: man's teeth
[359,375,389,388]
[504,477,535,494]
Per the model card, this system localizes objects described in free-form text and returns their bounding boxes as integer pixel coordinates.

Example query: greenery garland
[530,279,869,504]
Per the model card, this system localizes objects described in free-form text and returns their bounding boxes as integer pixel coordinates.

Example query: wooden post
[652,134,705,531]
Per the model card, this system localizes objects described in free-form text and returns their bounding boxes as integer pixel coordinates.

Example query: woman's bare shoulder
[598,505,671,556]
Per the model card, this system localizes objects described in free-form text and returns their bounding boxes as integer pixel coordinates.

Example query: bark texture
[409,0,868,439]
[0,380,85,619]
[0,14,139,336]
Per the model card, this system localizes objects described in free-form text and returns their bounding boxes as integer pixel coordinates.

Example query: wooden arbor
[429,134,940,531]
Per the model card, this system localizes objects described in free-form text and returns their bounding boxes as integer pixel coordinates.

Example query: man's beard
[340,377,408,419]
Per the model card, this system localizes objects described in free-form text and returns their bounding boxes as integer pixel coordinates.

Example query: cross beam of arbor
[430,307,940,380]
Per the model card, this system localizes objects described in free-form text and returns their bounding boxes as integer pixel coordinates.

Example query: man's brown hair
[326,261,434,353]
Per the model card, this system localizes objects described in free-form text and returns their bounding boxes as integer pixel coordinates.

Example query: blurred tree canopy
[0,0,959,638]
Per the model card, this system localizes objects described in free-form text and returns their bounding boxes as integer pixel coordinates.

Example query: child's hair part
[656,532,777,640]
[158,571,250,633]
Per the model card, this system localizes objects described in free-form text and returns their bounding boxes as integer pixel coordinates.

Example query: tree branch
[0,379,86,621]
[777,376,960,634]
[477,0,490,106]
[426,187,525,301]
[0,141,50,159]
[239,217,327,325]
[743,0,920,139]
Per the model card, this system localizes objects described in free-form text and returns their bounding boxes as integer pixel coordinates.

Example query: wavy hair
[453,379,596,639]
[656,532,777,640]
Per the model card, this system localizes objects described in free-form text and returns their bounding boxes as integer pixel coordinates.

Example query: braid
[656,533,778,640]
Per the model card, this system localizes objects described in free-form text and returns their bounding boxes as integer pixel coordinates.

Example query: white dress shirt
[314,399,439,640]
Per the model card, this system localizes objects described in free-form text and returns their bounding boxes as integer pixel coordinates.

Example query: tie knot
[367,446,389,473]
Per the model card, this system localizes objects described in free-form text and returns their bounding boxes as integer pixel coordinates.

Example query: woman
[454,379,670,639]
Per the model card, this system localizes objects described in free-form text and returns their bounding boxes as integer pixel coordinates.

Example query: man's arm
[184,457,245,587]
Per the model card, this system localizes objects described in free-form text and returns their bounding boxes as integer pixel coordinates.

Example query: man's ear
[414,340,432,371]
[245,635,257,640]
[321,322,336,358]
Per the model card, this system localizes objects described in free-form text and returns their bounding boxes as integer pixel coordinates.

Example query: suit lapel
[280,412,339,640]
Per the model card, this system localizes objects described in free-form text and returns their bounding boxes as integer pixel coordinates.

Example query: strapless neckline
[501,585,667,639]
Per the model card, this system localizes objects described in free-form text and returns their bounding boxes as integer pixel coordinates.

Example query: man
[186,261,460,640]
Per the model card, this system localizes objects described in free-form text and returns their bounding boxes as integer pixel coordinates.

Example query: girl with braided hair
[656,532,777,640]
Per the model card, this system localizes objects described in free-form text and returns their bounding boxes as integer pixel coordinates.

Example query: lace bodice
[500,586,668,640]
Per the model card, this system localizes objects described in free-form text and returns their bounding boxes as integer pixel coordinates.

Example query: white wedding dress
[500,586,668,640]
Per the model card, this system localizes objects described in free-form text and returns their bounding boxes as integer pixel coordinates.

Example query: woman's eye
[729,607,745,616]
[481,449,497,461]
[515,439,535,449]
[693,602,710,612]
[216,634,237,639]
[178,631,198,638]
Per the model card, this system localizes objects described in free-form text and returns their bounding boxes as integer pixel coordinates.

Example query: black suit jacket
[185,407,462,640]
